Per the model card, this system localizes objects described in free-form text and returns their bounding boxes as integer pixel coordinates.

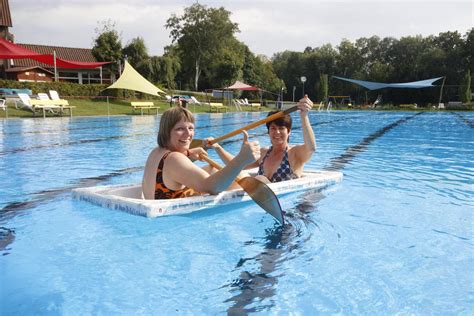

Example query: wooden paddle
[199,154,284,225]
[190,105,298,149]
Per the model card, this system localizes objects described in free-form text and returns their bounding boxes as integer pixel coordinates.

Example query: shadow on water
[0,227,15,255]
[222,112,423,314]
[450,111,474,128]
[223,189,326,314]
[324,112,422,172]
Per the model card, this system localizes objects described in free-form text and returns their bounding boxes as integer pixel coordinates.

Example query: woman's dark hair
[265,111,292,131]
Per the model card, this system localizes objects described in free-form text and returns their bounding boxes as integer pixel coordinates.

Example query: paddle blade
[190,139,203,149]
[237,177,284,225]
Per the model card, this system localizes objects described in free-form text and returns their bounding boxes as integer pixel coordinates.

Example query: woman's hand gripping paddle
[199,154,285,225]
[190,105,298,149]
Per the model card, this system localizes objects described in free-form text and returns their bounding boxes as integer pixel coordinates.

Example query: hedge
[0,79,160,99]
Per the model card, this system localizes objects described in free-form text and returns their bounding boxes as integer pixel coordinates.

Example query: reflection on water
[324,112,421,171]
[223,112,423,313]
[1,111,473,314]
[223,189,325,314]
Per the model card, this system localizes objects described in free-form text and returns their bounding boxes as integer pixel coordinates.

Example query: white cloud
[8,0,473,58]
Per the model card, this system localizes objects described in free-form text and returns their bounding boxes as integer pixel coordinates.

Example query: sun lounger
[326,101,333,112]
[15,93,62,118]
[48,90,75,117]
[130,101,159,115]
[318,101,324,111]
[232,99,242,111]
[242,98,250,106]
[190,96,203,105]
[0,98,7,118]
[37,93,50,100]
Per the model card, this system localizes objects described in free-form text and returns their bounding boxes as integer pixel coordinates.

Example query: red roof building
[0,0,114,84]
[9,43,115,84]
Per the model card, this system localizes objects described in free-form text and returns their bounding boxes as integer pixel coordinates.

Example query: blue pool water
[1,111,473,314]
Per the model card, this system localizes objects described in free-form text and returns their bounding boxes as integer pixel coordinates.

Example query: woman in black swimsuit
[207,95,316,183]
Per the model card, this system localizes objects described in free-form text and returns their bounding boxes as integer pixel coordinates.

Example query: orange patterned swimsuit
[155,152,197,199]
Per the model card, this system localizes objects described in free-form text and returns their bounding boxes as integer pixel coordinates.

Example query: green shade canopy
[106,60,164,96]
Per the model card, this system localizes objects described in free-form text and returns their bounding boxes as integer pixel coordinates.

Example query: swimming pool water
[1,111,473,314]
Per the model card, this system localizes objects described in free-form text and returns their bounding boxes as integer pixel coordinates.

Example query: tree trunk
[194,58,201,91]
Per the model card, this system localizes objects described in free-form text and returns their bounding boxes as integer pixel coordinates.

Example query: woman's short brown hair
[157,107,195,148]
[265,111,292,131]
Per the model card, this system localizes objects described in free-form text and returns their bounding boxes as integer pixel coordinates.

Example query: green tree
[304,45,337,97]
[336,39,363,77]
[122,37,148,65]
[122,37,152,79]
[149,45,181,90]
[165,3,239,90]
[459,70,472,103]
[202,38,245,89]
[91,20,123,73]
[272,51,307,99]
[316,74,329,102]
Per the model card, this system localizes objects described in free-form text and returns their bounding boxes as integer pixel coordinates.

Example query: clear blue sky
[10,0,473,58]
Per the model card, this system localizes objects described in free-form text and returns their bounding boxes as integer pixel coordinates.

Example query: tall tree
[459,70,472,103]
[165,3,239,90]
[122,37,152,79]
[149,45,181,89]
[272,51,307,99]
[91,20,123,73]
[123,37,148,66]
[316,74,329,103]
[202,38,245,88]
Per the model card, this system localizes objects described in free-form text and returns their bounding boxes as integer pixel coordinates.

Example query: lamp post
[300,76,307,97]
[280,87,285,109]
[292,86,296,102]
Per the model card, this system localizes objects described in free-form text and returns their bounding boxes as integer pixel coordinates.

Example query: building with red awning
[0,0,113,84]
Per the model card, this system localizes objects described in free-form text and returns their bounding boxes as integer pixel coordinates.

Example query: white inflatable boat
[72,170,343,218]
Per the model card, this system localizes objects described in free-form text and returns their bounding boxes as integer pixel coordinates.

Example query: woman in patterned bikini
[207,95,316,183]
[142,106,261,200]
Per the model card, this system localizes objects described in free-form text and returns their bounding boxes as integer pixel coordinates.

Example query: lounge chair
[0,98,7,118]
[232,99,242,111]
[15,93,60,118]
[318,101,324,111]
[190,96,202,105]
[49,90,61,101]
[373,95,382,108]
[326,101,333,112]
[37,93,50,100]
[49,90,75,117]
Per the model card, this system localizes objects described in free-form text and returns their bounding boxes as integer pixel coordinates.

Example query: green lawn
[1,98,270,119]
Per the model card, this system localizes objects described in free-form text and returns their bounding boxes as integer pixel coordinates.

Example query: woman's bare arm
[169,131,260,194]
